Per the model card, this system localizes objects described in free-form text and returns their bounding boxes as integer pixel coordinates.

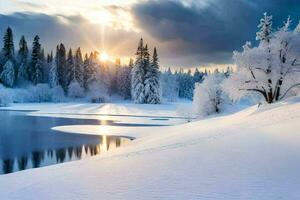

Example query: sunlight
[100,52,110,62]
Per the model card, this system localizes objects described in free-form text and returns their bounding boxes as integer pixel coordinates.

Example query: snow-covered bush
[0,60,15,87]
[224,14,300,104]
[51,86,66,102]
[0,84,66,104]
[0,85,12,106]
[27,84,53,102]
[193,73,228,116]
[68,81,85,98]
[86,82,109,103]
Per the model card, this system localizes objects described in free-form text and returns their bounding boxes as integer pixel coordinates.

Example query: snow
[1,98,300,199]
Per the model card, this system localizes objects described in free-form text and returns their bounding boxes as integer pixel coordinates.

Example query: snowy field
[1,99,300,200]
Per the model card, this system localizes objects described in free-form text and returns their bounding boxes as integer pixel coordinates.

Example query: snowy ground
[1,98,300,199]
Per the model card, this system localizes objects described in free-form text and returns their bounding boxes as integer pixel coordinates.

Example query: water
[0,111,132,175]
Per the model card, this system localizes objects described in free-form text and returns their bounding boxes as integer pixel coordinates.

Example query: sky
[0,0,300,69]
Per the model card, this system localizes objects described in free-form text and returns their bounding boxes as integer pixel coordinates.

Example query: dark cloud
[0,12,141,60]
[0,1,299,68]
[132,0,300,65]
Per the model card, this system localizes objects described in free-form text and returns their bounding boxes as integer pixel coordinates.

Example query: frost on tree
[161,68,179,101]
[224,14,300,103]
[131,38,146,104]
[144,47,161,104]
[17,36,29,84]
[29,35,43,85]
[131,39,161,104]
[117,59,132,99]
[193,73,226,116]
[68,80,84,98]
[0,60,15,87]
[49,58,59,88]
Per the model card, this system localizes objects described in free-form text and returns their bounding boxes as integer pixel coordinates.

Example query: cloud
[0,1,299,68]
[132,0,300,66]
[0,12,141,61]
[13,0,46,10]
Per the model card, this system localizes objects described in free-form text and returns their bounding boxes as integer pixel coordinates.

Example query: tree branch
[279,83,300,100]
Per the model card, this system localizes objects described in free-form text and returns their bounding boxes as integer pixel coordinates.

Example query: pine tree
[131,38,146,103]
[193,68,203,83]
[65,48,74,89]
[56,44,67,92]
[144,47,161,104]
[2,27,15,60]
[74,47,83,86]
[82,52,99,91]
[29,35,43,85]
[16,36,29,84]
[83,53,90,90]
[117,59,133,99]
[1,27,15,78]
[49,57,59,88]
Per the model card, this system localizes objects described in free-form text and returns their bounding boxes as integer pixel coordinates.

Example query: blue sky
[0,0,300,68]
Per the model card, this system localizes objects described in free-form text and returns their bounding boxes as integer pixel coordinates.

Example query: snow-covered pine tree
[16,35,29,84]
[161,68,179,101]
[2,27,15,61]
[74,48,83,86]
[84,52,97,89]
[117,58,133,99]
[1,27,15,82]
[29,35,43,85]
[83,53,89,91]
[131,38,146,103]
[0,60,15,87]
[193,68,203,83]
[56,44,67,92]
[65,48,74,91]
[49,52,59,88]
[144,47,161,104]
[40,48,49,83]
[177,69,194,100]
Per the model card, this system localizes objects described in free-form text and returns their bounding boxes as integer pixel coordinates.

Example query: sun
[100,52,110,62]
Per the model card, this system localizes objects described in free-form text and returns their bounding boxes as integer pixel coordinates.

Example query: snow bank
[0,98,300,199]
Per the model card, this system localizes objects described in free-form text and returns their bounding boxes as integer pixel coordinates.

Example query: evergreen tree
[65,48,74,89]
[49,56,59,88]
[131,38,146,103]
[177,69,194,100]
[56,44,67,91]
[82,52,100,91]
[193,68,203,83]
[74,47,83,86]
[17,36,29,84]
[144,47,161,104]
[83,53,90,90]
[29,35,43,85]
[2,27,15,60]
[117,59,133,99]
[1,27,15,80]
[161,68,179,101]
